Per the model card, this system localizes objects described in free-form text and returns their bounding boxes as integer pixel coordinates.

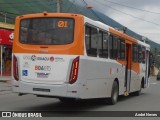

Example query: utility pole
[56,0,61,13]
[0,12,6,23]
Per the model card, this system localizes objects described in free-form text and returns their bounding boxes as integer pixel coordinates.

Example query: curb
[0,80,11,84]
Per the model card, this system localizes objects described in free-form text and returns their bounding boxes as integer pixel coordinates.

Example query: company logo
[2,112,11,117]
[23,55,51,62]
[31,55,36,61]
[36,73,50,78]
[50,57,54,62]
[35,66,51,71]
[37,57,49,61]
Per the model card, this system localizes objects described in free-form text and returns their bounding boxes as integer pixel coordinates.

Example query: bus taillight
[69,56,79,84]
[13,55,19,81]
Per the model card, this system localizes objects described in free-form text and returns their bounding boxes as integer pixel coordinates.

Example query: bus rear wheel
[108,81,119,105]
[134,81,142,96]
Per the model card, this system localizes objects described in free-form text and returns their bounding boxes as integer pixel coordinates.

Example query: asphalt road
[0,77,160,119]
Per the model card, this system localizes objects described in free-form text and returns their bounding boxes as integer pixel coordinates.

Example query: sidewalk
[0,76,11,82]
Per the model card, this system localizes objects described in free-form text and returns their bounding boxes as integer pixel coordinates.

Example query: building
[0,22,14,77]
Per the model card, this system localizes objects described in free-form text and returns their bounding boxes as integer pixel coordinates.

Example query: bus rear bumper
[12,81,80,98]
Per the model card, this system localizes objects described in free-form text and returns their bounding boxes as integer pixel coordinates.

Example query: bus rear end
[12,12,84,99]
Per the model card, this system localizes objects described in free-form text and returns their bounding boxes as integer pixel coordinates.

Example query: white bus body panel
[12,53,126,99]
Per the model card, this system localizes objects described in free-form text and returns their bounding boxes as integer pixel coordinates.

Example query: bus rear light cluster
[13,55,19,81]
[69,56,80,84]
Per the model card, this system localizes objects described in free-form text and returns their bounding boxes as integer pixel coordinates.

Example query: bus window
[118,39,125,60]
[98,31,103,58]
[110,35,118,60]
[103,32,109,58]
[132,44,138,62]
[121,40,125,60]
[20,18,74,45]
[118,39,120,59]
[98,31,109,58]
[113,36,118,59]
[85,26,91,56]
[138,45,142,63]
[142,46,146,64]
[109,35,113,59]
[85,25,98,57]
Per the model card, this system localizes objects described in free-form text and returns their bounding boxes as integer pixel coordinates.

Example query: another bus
[12,12,150,105]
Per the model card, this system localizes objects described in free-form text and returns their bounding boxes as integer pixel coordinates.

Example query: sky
[74,0,160,44]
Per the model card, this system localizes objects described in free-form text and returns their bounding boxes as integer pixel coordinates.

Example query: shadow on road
[21,98,106,111]
[20,92,147,111]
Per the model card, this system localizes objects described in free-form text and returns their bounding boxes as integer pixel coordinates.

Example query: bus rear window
[20,18,74,45]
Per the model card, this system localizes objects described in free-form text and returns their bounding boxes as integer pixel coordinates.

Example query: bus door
[125,43,132,95]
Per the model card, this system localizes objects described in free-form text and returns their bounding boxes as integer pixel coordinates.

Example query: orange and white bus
[12,12,150,105]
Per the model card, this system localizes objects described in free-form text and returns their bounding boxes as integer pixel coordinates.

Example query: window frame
[85,24,98,57]
[132,43,138,62]
[138,44,142,63]
[109,34,118,60]
[118,38,125,60]
[98,30,109,58]
[142,46,146,64]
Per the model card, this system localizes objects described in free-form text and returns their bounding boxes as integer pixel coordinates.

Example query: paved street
[0,77,160,119]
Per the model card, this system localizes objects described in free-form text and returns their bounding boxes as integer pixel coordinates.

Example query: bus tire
[59,98,76,103]
[108,81,119,105]
[134,81,142,96]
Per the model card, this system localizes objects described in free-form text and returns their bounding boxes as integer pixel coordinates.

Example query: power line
[139,33,160,34]
[0,11,19,15]
[94,0,160,26]
[66,0,76,13]
[0,2,56,8]
[82,0,105,23]
[103,0,160,14]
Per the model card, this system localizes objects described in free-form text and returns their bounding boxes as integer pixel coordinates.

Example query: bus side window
[142,46,146,64]
[119,39,125,60]
[112,35,118,59]
[85,26,91,56]
[138,45,142,63]
[118,39,120,59]
[98,31,103,58]
[132,44,138,62]
[85,25,98,57]
[103,32,109,58]
[99,31,108,58]
[109,35,113,59]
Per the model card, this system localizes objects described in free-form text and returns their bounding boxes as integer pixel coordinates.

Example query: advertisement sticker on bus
[35,66,51,71]
[36,73,50,78]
